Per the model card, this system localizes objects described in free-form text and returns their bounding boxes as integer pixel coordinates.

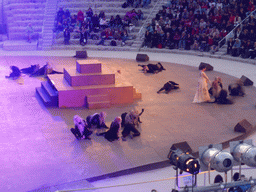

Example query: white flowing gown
[193,71,211,103]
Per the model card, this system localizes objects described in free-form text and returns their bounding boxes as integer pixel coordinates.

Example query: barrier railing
[218,9,256,49]
[55,167,256,192]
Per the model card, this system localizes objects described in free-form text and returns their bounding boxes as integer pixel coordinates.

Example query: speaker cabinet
[75,51,88,58]
[136,54,149,62]
[234,119,253,133]
[240,75,253,86]
[199,62,213,71]
[170,141,193,154]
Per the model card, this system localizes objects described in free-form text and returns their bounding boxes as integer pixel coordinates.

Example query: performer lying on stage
[30,62,63,77]
[5,66,21,80]
[97,116,121,142]
[228,80,245,96]
[157,81,179,94]
[138,62,166,74]
[70,115,93,140]
[21,64,40,74]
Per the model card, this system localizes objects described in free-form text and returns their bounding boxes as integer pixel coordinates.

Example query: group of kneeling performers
[70,109,144,142]
[70,62,246,141]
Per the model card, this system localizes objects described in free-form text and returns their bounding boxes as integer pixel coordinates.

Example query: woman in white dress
[193,66,212,103]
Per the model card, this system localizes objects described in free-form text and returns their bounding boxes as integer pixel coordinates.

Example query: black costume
[217,90,233,105]
[86,113,108,129]
[70,120,92,140]
[121,109,144,127]
[21,65,39,74]
[157,81,179,94]
[30,64,63,77]
[138,63,166,73]
[121,110,144,140]
[5,66,21,79]
[228,83,245,96]
[98,121,120,142]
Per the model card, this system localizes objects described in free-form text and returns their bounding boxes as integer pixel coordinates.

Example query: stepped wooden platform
[36,59,142,108]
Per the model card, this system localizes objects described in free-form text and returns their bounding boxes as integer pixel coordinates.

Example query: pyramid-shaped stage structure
[36,59,142,109]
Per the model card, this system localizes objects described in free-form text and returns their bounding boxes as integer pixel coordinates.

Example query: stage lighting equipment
[168,148,200,175]
[230,140,256,167]
[199,144,234,172]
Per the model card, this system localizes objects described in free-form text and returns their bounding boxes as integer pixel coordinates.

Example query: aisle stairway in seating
[40,0,58,50]
[36,59,142,109]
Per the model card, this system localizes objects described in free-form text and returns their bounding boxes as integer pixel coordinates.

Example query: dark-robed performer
[121,110,144,141]
[97,116,121,142]
[228,80,245,96]
[121,108,144,128]
[157,81,179,94]
[5,66,21,80]
[138,62,165,73]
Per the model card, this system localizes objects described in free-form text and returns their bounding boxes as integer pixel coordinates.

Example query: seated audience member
[185,33,193,50]
[86,112,108,129]
[121,29,129,46]
[26,23,34,43]
[121,110,141,141]
[21,64,40,74]
[97,116,121,142]
[229,173,251,192]
[151,30,161,48]
[99,16,108,29]
[209,77,223,102]
[121,108,144,127]
[232,38,241,57]
[142,0,151,8]
[63,28,70,45]
[96,29,107,45]
[157,81,180,94]
[228,80,245,96]
[250,41,256,59]
[217,89,233,105]
[30,62,63,77]
[70,115,93,140]
[227,38,234,55]
[5,66,21,80]
[142,30,152,48]
[80,26,88,46]
[138,62,165,73]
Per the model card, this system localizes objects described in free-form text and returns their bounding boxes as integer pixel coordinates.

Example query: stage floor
[1,55,256,192]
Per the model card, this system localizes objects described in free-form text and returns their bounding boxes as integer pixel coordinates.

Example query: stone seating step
[3,40,38,51]
[51,44,132,51]
[54,38,134,47]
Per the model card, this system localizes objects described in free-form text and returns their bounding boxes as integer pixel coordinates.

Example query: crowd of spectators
[54,5,145,46]
[142,0,256,57]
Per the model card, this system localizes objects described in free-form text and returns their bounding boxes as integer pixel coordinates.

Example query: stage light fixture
[230,140,256,167]
[168,148,200,175]
[199,144,234,173]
